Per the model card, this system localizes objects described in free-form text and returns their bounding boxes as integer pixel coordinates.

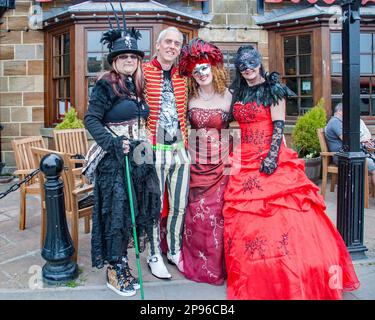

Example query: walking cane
[124,154,145,300]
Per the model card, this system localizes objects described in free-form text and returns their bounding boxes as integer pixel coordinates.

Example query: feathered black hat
[101,0,144,65]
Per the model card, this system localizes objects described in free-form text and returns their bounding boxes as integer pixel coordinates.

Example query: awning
[265,0,375,4]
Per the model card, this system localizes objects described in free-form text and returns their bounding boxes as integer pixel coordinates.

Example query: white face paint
[192,63,211,77]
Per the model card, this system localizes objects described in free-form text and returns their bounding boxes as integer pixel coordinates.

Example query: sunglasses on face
[117,54,138,61]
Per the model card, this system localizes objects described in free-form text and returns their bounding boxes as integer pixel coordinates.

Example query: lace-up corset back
[188,108,230,130]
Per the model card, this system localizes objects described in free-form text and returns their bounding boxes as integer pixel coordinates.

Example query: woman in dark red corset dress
[223,45,360,299]
[179,38,232,285]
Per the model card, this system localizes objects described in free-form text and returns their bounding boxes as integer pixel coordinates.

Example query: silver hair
[334,102,343,114]
[156,26,183,44]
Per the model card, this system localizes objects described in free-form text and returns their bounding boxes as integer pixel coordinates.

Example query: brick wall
[0,0,44,171]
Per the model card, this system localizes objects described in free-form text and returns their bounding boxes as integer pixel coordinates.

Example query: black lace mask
[235,46,262,72]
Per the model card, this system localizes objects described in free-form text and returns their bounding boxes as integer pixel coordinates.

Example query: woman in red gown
[223,45,360,299]
[178,39,232,285]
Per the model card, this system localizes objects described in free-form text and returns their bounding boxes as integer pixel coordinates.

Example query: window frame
[44,23,74,127]
[52,33,71,122]
[282,33,314,117]
[330,31,375,117]
[85,27,153,100]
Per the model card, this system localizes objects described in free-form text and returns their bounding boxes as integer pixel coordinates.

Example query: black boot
[121,256,140,290]
[106,262,136,297]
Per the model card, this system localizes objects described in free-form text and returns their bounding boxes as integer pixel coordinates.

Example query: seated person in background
[360,117,374,149]
[325,102,375,185]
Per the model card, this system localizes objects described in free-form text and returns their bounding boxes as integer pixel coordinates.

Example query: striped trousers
[148,147,190,256]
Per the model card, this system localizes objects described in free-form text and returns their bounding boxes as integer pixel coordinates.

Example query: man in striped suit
[143,27,190,279]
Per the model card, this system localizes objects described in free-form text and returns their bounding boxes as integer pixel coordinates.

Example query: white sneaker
[167,251,184,273]
[147,254,172,279]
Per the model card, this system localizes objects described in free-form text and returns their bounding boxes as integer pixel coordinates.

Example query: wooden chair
[11,136,46,230]
[31,147,93,261]
[53,129,89,157]
[53,128,89,184]
[317,128,370,208]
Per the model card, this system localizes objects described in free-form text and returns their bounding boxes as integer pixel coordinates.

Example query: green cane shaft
[125,155,144,300]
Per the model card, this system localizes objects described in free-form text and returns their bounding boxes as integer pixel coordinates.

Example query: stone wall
[198,0,269,71]
[0,0,71,171]
[0,0,44,171]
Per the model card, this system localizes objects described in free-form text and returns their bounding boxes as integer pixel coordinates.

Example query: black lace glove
[260,120,285,175]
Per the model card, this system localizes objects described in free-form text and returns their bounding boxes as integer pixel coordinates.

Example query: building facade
[0,0,374,170]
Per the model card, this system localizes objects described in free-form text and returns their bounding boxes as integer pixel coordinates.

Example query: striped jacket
[143,58,188,146]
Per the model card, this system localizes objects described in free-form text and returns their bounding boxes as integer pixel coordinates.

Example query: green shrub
[55,107,84,130]
[292,98,327,158]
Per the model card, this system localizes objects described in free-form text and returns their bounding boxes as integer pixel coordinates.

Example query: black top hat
[101,1,145,65]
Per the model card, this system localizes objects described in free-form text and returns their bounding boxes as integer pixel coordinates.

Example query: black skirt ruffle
[91,141,161,268]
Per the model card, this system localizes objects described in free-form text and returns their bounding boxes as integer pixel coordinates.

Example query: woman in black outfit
[83,18,160,297]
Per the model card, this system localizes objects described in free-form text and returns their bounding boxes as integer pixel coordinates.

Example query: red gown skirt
[182,108,231,285]
[223,102,360,300]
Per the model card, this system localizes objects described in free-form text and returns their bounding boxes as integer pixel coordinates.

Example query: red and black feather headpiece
[179,38,224,77]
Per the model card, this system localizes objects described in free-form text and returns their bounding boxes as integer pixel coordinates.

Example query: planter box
[304,156,321,185]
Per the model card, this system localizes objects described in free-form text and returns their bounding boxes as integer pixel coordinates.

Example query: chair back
[317,128,329,153]
[31,147,75,212]
[53,129,89,156]
[11,136,46,171]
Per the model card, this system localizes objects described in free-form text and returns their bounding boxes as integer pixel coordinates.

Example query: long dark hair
[228,64,265,119]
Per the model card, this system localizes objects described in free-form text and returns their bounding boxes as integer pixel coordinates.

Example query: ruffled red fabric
[223,102,360,300]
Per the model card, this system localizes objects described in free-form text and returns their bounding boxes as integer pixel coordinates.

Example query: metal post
[337,0,368,259]
[40,153,78,284]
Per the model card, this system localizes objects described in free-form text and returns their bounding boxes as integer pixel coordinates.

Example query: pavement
[0,178,375,300]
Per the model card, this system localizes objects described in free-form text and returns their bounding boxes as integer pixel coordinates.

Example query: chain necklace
[199,88,215,101]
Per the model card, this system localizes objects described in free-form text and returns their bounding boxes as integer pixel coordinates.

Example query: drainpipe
[257,0,264,15]
[201,0,209,14]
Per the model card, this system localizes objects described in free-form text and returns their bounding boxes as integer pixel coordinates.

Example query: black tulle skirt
[91,141,161,268]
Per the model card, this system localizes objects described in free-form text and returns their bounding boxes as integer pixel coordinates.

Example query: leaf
[55,107,85,130]
[291,98,327,158]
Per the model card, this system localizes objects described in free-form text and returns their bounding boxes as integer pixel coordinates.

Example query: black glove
[260,120,285,175]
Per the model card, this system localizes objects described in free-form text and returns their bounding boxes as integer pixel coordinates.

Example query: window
[331,32,375,115]
[222,50,237,84]
[86,29,151,98]
[214,43,256,84]
[283,34,313,116]
[53,33,71,122]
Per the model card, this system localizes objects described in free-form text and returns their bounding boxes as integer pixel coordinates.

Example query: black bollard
[40,153,78,285]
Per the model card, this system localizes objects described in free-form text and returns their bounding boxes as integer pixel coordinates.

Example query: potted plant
[291,98,327,183]
[55,107,84,130]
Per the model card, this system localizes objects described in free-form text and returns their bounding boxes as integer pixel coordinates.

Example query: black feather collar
[238,72,296,107]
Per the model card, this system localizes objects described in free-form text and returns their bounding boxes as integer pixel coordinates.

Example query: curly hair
[188,65,228,99]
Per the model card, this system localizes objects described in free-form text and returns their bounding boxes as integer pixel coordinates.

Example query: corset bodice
[233,101,273,149]
[188,108,230,130]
